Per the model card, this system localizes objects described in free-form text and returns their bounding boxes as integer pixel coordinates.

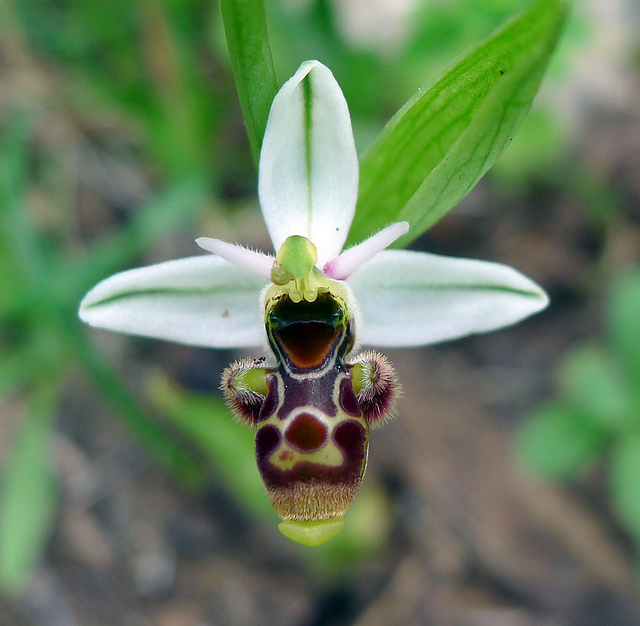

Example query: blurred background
[1,0,640,624]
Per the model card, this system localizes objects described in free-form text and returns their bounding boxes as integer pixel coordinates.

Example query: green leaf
[610,435,640,542]
[0,386,59,593]
[515,402,602,480]
[138,0,210,178]
[608,269,640,385]
[348,0,568,246]
[219,0,279,165]
[558,343,640,433]
[0,331,69,402]
[70,329,204,487]
[77,179,208,286]
[0,112,48,280]
[147,374,275,520]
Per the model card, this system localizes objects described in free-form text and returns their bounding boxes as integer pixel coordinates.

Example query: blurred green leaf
[0,179,209,323]
[67,178,209,301]
[0,330,70,402]
[15,0,225,180]
[608,269,640,386]
[349,0,568,246]
[0,385,59,594]
[219,0,279,165]
[70,329,203,487]
[559,343,640,433]
[139,0,213,178]
[0,112,49,280]
[611,435,640,543]
[147,373,275,520]
[515,402,602,479]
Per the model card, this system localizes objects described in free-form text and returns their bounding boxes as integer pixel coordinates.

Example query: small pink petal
[196,237,274,280]
[323,222,409,280]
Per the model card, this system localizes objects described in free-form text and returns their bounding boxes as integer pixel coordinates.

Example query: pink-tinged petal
[323,222,409,279]
[196,237,273,280]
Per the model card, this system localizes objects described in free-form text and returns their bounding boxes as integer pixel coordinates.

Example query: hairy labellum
[222,273,399,545]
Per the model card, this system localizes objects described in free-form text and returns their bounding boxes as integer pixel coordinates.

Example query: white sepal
[259,60,358,266]
[79,256,268,348]
[348,250,548,347]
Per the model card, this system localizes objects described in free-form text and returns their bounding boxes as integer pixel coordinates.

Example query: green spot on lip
[278,516,345,546]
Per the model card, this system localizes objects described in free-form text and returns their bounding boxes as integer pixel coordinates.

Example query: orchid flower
[79,61,548,546]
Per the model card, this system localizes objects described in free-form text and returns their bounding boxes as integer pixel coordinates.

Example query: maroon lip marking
[339,377,361,417]
[258,377,279,422]
[255,424,281,461]
[285,413,328,452]
[277,375,338,420]
[333,420,367,466]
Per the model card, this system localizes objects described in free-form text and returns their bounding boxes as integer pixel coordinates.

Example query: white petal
[259,60,358,266]
[196,237,273,280]
[323,222,409,279]
[79,256,267,348]
[348,250,548,347]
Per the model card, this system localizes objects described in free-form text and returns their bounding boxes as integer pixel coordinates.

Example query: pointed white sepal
[259,60,359,267]
[196,237,274,280]
[348,250,548,347]
[79,256,268,348]
[323,221,409,279]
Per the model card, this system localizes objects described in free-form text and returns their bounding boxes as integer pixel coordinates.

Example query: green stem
[218,0,279,166]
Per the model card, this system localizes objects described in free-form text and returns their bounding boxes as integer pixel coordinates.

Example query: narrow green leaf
[147,374,275,520]
[219,0,279,165]
[70,329,204,487]
[515,402,602,480]
[611,435,640,543]
[0,385,59,593]
[0,112,49,279]
[349,0,568,246]
[0,332,69,402]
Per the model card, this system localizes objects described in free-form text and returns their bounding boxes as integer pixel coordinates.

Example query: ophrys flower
[79,61,548,545]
